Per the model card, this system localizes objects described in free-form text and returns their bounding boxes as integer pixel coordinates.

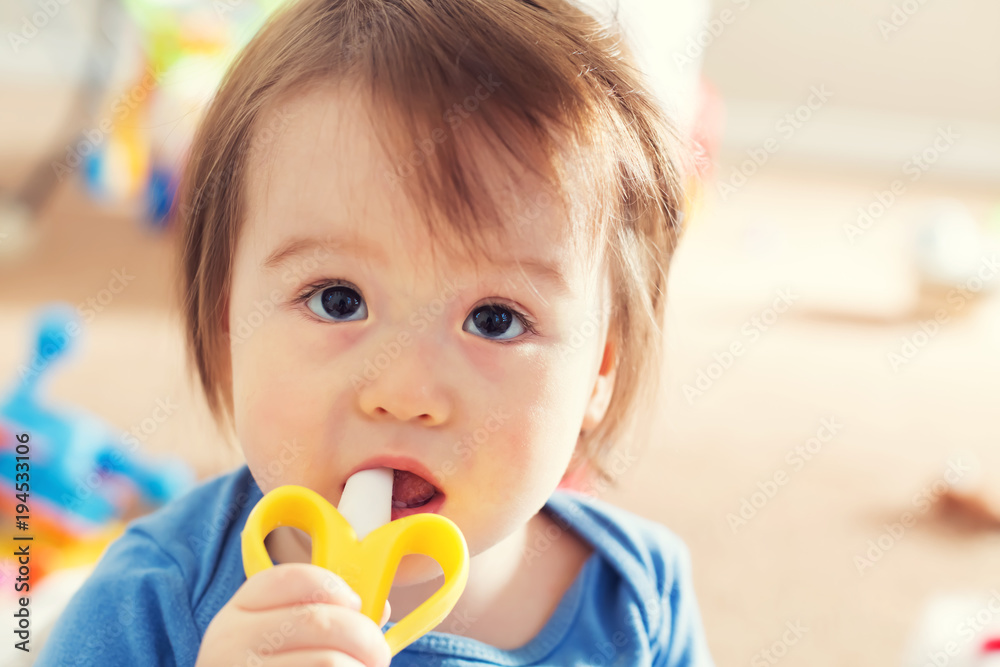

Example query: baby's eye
[305,283,367,322]
[463,304,528,341]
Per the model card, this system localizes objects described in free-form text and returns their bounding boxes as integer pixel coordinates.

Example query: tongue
[392,469,436,508]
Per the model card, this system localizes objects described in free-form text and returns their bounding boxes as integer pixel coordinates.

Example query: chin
[390,553,446,587]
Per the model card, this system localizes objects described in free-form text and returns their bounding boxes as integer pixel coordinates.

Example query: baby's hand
[196,563,392,667]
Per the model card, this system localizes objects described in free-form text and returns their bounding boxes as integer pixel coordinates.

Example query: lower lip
[391,491,445,522]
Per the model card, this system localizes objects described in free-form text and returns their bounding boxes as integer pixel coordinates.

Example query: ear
[581,335,616,433]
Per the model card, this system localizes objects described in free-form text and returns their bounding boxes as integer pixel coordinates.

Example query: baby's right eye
[305,282,368,322]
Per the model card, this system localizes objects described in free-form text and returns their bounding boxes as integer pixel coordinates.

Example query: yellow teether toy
[241,468,469,656]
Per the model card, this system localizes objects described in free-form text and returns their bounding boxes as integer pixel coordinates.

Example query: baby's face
[229,84,612,581]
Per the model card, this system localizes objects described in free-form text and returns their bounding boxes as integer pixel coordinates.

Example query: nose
[356,344,452,427]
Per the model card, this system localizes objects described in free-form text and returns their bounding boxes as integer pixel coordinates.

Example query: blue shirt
[38,465,713,666]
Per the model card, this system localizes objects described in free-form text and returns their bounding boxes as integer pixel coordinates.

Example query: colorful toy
[242,468,469,656]
[0,303,194,580]
[82,0,287,227]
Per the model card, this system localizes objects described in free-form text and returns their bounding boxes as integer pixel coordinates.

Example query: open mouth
[391,468,440,509]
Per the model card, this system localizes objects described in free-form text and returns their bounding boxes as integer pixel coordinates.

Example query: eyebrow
[263,235,571,298]
[263,235,387,269]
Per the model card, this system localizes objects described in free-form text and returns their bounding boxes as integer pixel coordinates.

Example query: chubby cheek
[454,352,583,534]
[231,320,343,493]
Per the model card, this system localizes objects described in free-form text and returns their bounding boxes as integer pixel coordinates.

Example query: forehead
[242,82,596,282]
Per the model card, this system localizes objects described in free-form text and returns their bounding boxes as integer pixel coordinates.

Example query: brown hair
[175,0,689,489]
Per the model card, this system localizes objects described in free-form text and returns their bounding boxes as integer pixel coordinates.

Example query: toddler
[39,0,713,664]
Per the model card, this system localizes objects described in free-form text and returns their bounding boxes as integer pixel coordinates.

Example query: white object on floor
[901,590,1000,667]
[912,199,1000,290]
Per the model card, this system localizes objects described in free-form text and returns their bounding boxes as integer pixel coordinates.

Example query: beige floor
[1,163,999,666]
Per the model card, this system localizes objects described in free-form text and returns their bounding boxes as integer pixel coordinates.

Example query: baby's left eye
[463,304,528,341]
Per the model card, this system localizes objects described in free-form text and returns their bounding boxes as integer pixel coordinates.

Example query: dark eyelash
[293,280,538,337]
[480,301,538,338]
[293,279,355,304]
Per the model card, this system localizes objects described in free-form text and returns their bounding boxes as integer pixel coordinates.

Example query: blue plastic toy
[0,303,193,537]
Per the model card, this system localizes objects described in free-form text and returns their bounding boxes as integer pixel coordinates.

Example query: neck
[263,510,548,641]
[387,514,536,633]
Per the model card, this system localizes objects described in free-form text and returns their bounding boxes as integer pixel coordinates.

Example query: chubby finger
[234,563,361,612]
[243,604,390,667]
[259,649,366,667]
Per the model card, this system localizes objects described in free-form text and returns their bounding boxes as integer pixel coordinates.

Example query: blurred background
[0,0,998,665]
